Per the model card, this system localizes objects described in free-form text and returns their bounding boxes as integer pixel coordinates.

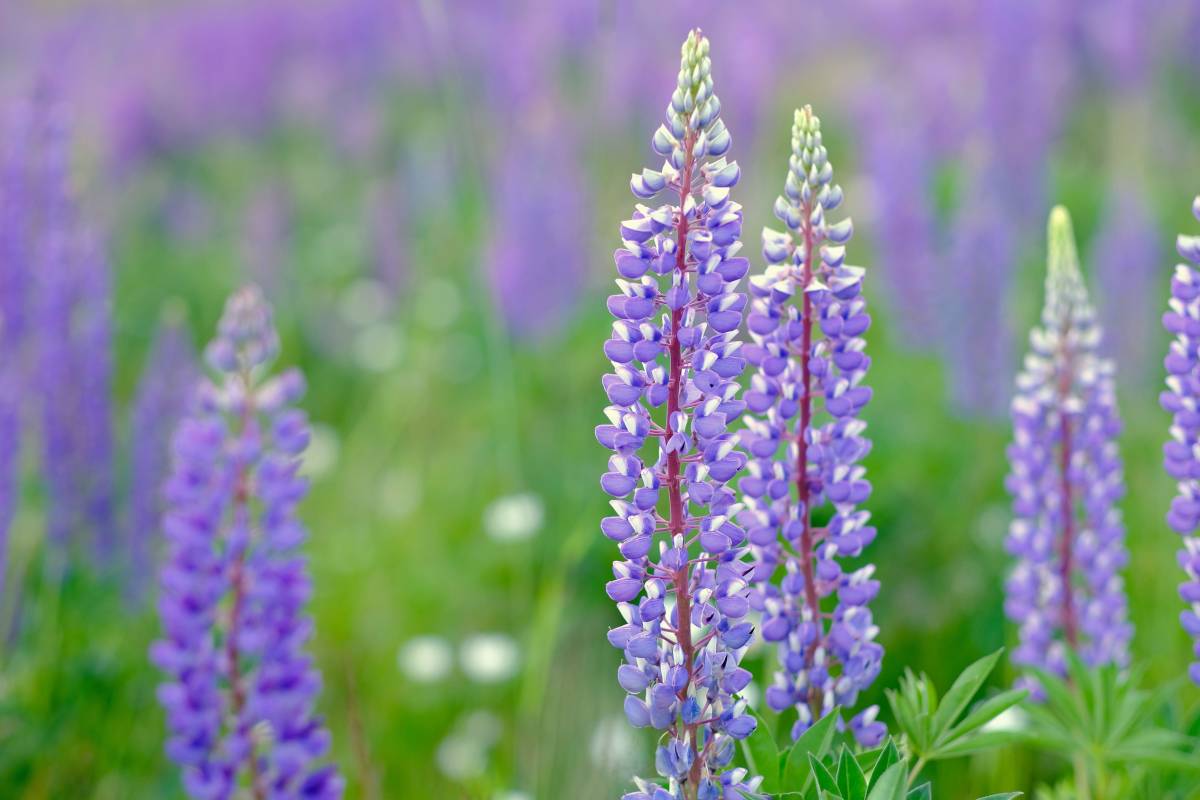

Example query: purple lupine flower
[598,30,763,800]
[742,106,883,747]
[151,286,342,799]
[30,91,117,556]
[1093,190,1161,387]
[1006,206,1131,688]
[855,90,939,346]
[128,317,198,601]
[0,100,31,596]
[486,121,587,340]
[1161,195,1200,685]
[943,177,1017,417]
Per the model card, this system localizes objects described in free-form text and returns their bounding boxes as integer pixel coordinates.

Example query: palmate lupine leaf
[886,649,1026,767]
[1023,652,1200,775]
[770,735,1020,800]
[740,705,839,795]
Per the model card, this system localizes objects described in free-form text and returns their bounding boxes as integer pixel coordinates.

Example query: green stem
[1074,753,1091,800]
[906,756,926,789]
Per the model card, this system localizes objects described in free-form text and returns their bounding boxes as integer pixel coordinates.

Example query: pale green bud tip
[793,105,820,134]
[682,29,709,61]
[1047,205,1080,279]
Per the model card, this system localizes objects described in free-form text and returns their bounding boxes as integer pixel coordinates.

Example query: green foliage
[741,709,840,796]
[0,560,169,797]
[741,653,1029,798]
[887,649,1026,773]
[1022,654,1200,799]
[767,735,1020,800]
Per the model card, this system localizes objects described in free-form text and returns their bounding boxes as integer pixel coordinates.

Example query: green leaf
[740,709,781,792]
[836,747,867,799]
[808,752,839,796]
[854,744,884,776]
[975,794,1023,799]
[865,739,900,794]
[865,762,906,800]
[943,688,1027,742]
[782,713,839,792]
[906,783,932,800]
[932,729,1024,760]
[931,648,1004,739]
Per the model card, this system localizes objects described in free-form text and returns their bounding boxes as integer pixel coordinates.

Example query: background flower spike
[1006,206,1132,694]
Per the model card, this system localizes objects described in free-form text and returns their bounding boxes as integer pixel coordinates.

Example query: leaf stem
[905,755,926,788]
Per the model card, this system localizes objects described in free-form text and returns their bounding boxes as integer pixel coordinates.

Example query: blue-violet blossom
[1161,195,1200,685]
[598,29,763,800]
[1006,206,1131,688]
[741,106,883,746]
[151,286,342,799]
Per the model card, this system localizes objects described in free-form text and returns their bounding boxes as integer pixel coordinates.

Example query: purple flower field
[1,3,1200,798]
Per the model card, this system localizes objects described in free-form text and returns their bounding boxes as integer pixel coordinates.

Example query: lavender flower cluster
[598,31,886,798]
[1161,196,1200,685]
[742,107,882,745]
[599,29,762,800]
[1005,207,1131,686]
[151,286,342,799]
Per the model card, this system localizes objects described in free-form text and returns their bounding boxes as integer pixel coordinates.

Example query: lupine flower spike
[1161,195,1200,685]
[598,29,763,800]
[1006,206,1131,691]
[151,286,343,799]
[742,106,884,746]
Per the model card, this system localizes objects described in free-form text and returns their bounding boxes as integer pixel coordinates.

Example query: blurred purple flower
[486,124,587,340]
[742,106,883,746]
[30,91,116,556]
[1161,196,1200,685]
[0,101,31,596]
[151,285,342,799]
[1076,0,1160,89]
[1006,207,1131,688]
[597,30,762,800]
[1093,190,1161,386]
[856,91,940,344]
[128,318,198,601]
[944,178,1017,417]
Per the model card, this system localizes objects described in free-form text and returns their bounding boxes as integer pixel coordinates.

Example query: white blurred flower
[483,493,544,543]
[352,323,405,372]
[460,633,521,684]
[589,715,640,774]
[378,467,421,520]
[435,734,486,781]
[338,277,392,326]
[494,792,531,800]
[436,710,504,782]
[982,704,1029,733]
[461,709,502,745]
[397,635,453,683]
[739,681,762,711]
[300,424,340,480]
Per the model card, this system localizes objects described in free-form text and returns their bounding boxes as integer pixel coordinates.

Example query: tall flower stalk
[742,106,883,746]
[1006,206,1131,688]
[32,91,117,557]
[1161,195,1200,685]
[598,29,762,800]
[151,286,342,799]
